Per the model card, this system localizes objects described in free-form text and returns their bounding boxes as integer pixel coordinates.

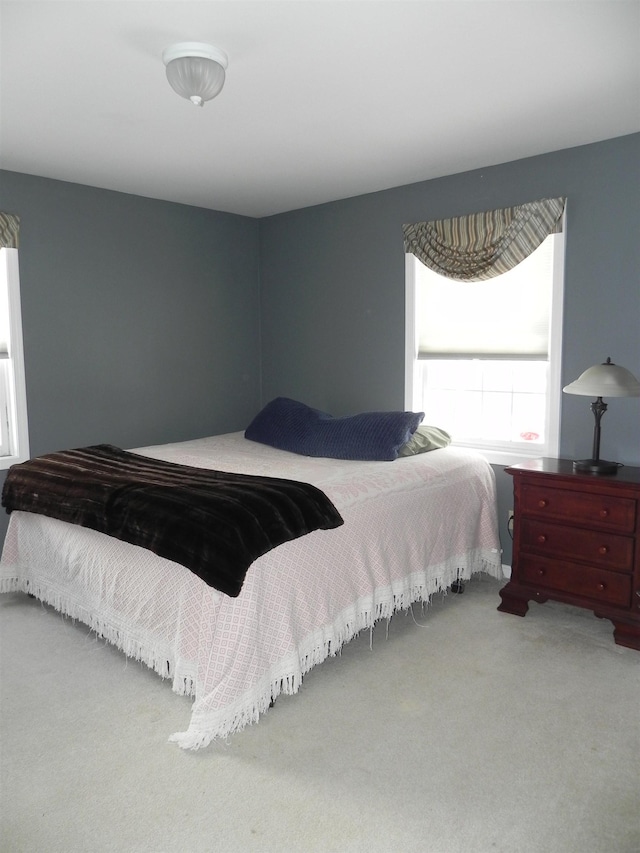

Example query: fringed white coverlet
[0,433,503,749]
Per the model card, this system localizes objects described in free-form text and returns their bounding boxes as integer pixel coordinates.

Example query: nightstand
[498,458,640,650]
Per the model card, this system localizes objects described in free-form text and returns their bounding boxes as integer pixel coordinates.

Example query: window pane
[416,358,549,446]
[481,391,512,440]
[511,392,546,443]
[514,361,547,394]
[0,248,29,466]
[482,361,513,392]
[0,361,11,455]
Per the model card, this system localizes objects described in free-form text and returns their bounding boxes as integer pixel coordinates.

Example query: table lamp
[563,357,640,474]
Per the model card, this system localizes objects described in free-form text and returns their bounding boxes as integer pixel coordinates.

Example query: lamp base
[572,458,619,475]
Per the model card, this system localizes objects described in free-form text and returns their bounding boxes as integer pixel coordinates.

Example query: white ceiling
[1,1,639,218]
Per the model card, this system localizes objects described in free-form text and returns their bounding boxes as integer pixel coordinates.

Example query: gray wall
[2,134,638,563]
[0,171,262,540]
[259,134,640,562]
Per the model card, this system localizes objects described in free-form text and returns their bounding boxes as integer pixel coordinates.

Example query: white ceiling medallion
[162,42,228,107]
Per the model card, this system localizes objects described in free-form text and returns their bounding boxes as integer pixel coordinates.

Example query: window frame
[0,247,30,469]
[405,224,565,467]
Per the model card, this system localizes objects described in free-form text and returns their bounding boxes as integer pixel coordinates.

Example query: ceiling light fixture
[162,42,228,107]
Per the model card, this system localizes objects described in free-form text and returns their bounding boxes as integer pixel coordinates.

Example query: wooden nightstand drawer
[520,555,632,608]
[521,518,634,572]
[521,483,636,533]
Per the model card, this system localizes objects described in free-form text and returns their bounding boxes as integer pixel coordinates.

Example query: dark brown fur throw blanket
[2,444,344,597]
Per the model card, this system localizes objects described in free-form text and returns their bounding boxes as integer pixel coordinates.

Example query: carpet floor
[1,576,638,853]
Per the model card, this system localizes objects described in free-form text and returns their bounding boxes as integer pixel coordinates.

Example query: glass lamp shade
[163,43,228,107]
[563,357,640,398]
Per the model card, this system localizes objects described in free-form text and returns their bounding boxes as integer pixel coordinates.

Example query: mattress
[0,432,503,748]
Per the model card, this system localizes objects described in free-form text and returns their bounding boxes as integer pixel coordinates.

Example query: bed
[0,428,502,749]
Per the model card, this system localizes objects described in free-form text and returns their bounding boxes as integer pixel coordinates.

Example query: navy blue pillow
[245,397,424,461]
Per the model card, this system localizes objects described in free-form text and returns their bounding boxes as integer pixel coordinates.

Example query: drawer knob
[599,509,609,518]
[538,499,548,508]
[537,569,546,577]
[597,583,606,592]
[598,546,609,555]
[537,534,547,544]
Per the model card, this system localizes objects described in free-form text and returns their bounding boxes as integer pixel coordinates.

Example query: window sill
[452,444,550,468]
[0,452,29,471]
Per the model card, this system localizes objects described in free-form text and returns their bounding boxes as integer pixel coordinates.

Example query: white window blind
[415,236,554,359]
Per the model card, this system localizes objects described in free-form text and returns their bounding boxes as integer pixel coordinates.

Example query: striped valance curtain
[403,197,565,281]
[0,212,20,359]
[0,212,20,249]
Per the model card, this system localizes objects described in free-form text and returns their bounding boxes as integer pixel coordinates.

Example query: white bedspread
[0,433,502,748]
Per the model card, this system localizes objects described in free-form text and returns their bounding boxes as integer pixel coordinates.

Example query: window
[405,212,565,465]
[0,247,29,467]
